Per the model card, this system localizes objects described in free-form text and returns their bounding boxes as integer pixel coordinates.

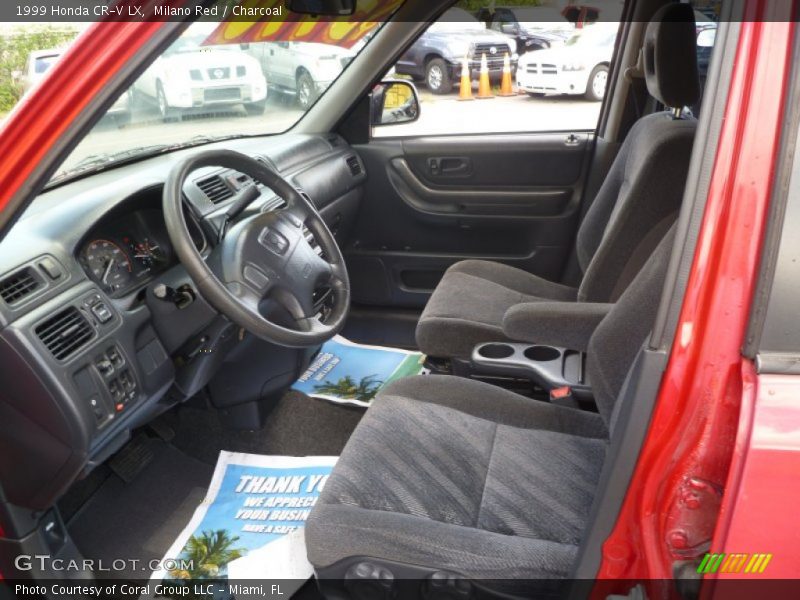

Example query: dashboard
[0,133,366,511]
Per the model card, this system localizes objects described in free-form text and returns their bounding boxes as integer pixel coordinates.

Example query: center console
[471,341,592,400]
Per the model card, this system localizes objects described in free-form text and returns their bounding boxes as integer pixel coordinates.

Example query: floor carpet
[67,438,213,580]
[65,391,362,592]
[169,391,364,465]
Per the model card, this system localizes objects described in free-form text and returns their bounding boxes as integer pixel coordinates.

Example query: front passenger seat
[306,226,678,598]
[416,3,700,360]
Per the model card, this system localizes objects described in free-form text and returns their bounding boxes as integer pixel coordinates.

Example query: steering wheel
[163,150,350,347]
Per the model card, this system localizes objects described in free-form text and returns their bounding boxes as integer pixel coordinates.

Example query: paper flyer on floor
[150,452,337,595]
[292,335,427,407]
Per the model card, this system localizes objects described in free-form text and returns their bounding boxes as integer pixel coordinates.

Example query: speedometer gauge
[83,239,133,293]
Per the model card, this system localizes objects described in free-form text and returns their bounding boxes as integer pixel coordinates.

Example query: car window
[376,0,623,138]
[376,0,719,138]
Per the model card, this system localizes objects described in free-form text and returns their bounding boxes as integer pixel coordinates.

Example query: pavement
[51,87,600,176]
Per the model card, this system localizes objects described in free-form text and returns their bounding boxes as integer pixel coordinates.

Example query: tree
[169,529,245,580]
[0,26,80,113]
[313,374,384,402]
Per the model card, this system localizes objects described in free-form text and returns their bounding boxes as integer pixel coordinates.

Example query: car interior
[0,0,731,597]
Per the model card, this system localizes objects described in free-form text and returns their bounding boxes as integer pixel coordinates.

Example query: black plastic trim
[744,13,800,366]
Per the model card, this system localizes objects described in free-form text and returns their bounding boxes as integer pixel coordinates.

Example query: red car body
[0,0,798,592]
[597,12,799,588]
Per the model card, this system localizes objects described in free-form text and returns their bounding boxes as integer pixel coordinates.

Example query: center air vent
[36,307,94,361]
[346,155,363,177]
[197,175,234,204]
[0,268,41,305]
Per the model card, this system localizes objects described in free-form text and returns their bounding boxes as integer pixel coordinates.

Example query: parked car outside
[15,48,63,93]
[476,5,573,54]
[16,48,132,126]
[133,34,268,122]
[394,7,518,95]
[244,40,358,110]
[516,22,618,101]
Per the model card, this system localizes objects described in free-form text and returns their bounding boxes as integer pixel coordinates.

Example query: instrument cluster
[79,208,204,297]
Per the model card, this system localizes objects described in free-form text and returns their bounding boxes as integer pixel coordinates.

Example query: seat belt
[623,48,648,119]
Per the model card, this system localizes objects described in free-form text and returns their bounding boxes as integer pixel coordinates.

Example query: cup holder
[523,345,561,362]
[478,343,515,359]
[471,342,589,397]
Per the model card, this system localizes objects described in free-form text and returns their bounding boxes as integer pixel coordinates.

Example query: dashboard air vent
[0,268,41,305]
[197,175,234,204]
[35,307,94,361]
[346,155,362,177]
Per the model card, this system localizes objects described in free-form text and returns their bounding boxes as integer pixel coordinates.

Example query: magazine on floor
[292,335,427,407]
[149,452,337,597]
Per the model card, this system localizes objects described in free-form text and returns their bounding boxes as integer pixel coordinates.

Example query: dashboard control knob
[96,359,113,375]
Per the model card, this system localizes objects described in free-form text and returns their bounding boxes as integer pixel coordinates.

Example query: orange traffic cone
[457,56,474,101]
[498,52,515,96]
[476,53,494,99]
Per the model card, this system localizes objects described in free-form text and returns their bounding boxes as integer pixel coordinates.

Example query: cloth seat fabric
[415,260,578,359]
[306,375,606,581]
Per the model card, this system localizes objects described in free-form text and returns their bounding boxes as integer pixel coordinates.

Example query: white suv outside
[134,35,268,121]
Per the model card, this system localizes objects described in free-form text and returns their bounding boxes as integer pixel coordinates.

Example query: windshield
[44,18,380,184]
[429,8,486,32]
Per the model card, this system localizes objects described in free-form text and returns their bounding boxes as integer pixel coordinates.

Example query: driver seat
[305,224,676,596]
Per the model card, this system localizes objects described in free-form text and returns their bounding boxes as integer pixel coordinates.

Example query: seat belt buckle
[550,386,577,407]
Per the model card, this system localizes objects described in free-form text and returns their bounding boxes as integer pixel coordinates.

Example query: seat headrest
[643,3,700,109]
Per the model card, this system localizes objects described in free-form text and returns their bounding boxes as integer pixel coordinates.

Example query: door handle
[428,157,472,177]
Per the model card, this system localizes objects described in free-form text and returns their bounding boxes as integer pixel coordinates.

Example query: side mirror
[11,70,22,82]
[370,80,420,127]
[288,0,355,16]
[501,23,517,35]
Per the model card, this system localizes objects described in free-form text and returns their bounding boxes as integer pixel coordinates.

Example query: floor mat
[292,335,426,407]
[67,438,214,580]
[170,391,362,465]
[152,452,336,596]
